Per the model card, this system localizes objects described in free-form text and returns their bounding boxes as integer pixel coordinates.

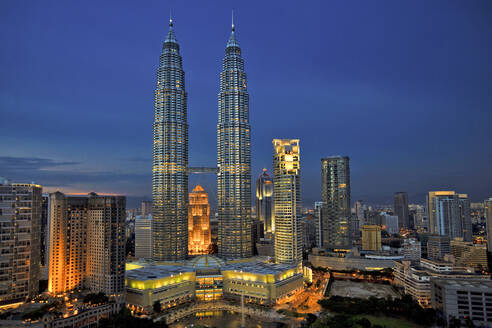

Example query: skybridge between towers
[188,167,219,174]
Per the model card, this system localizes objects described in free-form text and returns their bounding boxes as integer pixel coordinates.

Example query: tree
[356,317,372,328]
[448,316,461,328]
[83,292,109,305]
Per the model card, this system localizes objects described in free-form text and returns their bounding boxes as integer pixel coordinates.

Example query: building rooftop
[125,256,298,280]
[187,255,226,269]
[222,261,297,275]
[126,265,193,281]
[434,279,492,289]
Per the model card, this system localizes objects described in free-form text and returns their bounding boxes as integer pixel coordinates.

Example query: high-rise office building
[301,214,318,250]
[394,192,409,229]
[411,204,429,232]
[135,216,152,259]
[217,19,251,259]
[141,201,152,216]
[427,191,454,235]
[0,180,42,304]
[321,156,351,249]
[48,192,126,299]
[457,194,472,242]
[354,200,365,228]
[381,212,399,234]
[314,201,323,247]
[152,18,189,261]
[273,139,302,264]
[188,185,211,255]
[256,169,274,235]
[427,191,469,240]
[361,225,381,251]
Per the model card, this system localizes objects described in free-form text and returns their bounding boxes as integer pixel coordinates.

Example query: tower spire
[165,10,177,43]
[227,10,239,48]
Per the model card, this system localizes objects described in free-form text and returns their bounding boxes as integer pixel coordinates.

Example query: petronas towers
[152,17,251,260]
[152,19,188,261]
[217,22,252,259]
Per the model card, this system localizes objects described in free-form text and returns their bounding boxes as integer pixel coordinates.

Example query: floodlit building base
[125,255,303,311]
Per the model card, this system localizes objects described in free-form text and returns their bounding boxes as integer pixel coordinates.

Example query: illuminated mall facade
[125,255,303,311]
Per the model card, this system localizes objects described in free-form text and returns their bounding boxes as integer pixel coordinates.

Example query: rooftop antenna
[231,9,235,31]
[169,8,173,27]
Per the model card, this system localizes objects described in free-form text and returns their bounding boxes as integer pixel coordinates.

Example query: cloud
[125,157,151,163]
[0,156,150,196]
[0,156,80,171]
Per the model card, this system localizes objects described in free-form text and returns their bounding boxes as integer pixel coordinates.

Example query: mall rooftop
[126,265,194,281]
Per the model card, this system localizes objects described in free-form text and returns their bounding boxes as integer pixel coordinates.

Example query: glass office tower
[321,156,352,249]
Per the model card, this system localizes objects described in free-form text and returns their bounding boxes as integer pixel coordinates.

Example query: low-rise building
[427,235,451,261]
[450,239,487,271]
[431,279,492,326]
[403,238,421,262]
[125,255,303,311]
[309,253,401,271]
[126,265,196,311]
[393,260,488,308]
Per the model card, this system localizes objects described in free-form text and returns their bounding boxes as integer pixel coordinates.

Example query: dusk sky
[1,0,491,208]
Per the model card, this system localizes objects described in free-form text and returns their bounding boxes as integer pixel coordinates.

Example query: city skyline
[1,2,492,325]
[1,1,492,208]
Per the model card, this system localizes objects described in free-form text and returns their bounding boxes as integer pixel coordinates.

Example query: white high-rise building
[273,139,302,264]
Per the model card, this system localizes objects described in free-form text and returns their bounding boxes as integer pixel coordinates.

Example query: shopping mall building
[125,255,303,312]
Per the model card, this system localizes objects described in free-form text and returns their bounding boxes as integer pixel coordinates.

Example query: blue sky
[1,0,491,208]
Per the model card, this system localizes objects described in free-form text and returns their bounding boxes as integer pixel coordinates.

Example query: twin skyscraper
[152,17,251,261]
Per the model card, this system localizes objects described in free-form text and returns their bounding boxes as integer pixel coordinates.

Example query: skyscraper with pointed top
[217,16,252,259]
[152,18,188,261]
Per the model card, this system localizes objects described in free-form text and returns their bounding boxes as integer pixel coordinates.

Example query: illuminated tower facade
[321,156,351,249]
[48,192,126,299]
[48,192,87,294]
[152,18,188,261]
[217,19,252,259]
[273,139,302,264]
[188,185,211,255]
[256,169,274,234]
